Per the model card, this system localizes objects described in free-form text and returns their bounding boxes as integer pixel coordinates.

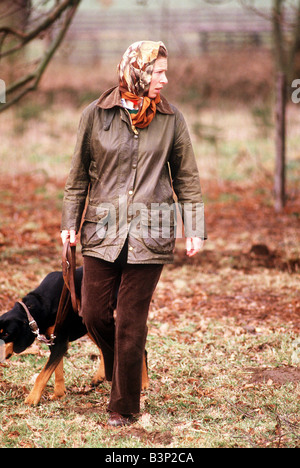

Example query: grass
[0,73,299,448]
[188,103,300,185]
[2,99,300,187]
[0,312,299,448]
[0,254,299,448]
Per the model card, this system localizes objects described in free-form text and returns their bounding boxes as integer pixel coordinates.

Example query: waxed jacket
[61,86,206,264]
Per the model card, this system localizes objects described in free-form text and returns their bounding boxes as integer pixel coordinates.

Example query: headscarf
[118,41,167,128]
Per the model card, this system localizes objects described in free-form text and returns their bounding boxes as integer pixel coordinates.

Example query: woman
[61,41,206,427]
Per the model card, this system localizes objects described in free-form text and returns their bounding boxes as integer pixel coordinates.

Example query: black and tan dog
[0,267,149,405]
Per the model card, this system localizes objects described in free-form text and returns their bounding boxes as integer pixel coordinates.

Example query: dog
[0,267,149,405]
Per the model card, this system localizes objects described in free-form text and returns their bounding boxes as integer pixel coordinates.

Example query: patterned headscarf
[118,41,168,128]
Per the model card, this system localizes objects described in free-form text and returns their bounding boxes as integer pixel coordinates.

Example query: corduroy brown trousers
[80,242,163,415]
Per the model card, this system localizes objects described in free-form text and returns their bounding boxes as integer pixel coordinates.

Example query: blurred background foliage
[0,0,300,210]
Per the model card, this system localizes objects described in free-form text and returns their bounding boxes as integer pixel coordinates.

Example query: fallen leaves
[0,174,300,448]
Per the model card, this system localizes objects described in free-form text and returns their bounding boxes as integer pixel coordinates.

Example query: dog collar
[17,301,55,346]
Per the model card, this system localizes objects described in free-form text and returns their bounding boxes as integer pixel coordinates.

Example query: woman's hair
[157,45,168,58]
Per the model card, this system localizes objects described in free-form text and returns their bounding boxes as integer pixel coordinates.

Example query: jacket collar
[97,85,174,115]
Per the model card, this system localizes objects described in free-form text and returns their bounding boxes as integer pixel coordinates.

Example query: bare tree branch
[239,0,274,20]
[0,0,31,23]
[0,0,81,112]
[0,0,77,58]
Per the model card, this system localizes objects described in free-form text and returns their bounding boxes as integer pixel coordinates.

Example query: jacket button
[128,190,133,195]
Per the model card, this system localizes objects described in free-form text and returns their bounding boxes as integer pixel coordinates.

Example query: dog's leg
[90,348,149,389]
[44,326,66,400]
[25,339,69,406]
[87,334,106,385]
[141,350,149,390]
[25,362,57,406]
[87,335,149,389]
[51,358,66,400]
[91,347,106,385]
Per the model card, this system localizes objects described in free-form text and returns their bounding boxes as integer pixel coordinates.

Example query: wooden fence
[56,7,290,61]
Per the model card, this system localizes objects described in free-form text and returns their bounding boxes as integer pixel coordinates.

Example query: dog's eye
[0,329,8,340]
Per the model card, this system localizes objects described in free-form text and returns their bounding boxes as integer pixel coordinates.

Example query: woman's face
[148,57,168,99]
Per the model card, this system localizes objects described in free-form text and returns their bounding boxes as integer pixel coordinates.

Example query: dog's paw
[50,391,66,401]
[141,381,149,391]
[91,375,105,386]
[25,393,41,406]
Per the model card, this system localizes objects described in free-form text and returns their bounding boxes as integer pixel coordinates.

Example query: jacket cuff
[61,201,85,232]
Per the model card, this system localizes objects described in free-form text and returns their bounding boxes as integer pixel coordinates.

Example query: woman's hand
[186,237,203,257]
[61,229,77,246]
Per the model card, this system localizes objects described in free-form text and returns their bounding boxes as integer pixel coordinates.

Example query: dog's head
[0,303,35,355]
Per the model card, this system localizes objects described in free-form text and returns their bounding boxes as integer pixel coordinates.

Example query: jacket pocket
[140,207,175,254]
[81,205,110,247]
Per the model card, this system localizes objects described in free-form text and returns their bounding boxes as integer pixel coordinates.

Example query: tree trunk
[274,71,286,212]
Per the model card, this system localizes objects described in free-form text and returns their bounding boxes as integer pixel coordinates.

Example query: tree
[240,0,300,211]
[203,0,300,211]
[271,0,300,211]
[0,0,82,112]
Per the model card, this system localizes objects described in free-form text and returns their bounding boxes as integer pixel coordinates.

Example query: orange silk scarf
[121,91,161,129]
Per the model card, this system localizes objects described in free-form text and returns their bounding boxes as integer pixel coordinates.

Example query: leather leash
[18,241,79,346]
[62,241,78,315]
[53,241,79,335]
